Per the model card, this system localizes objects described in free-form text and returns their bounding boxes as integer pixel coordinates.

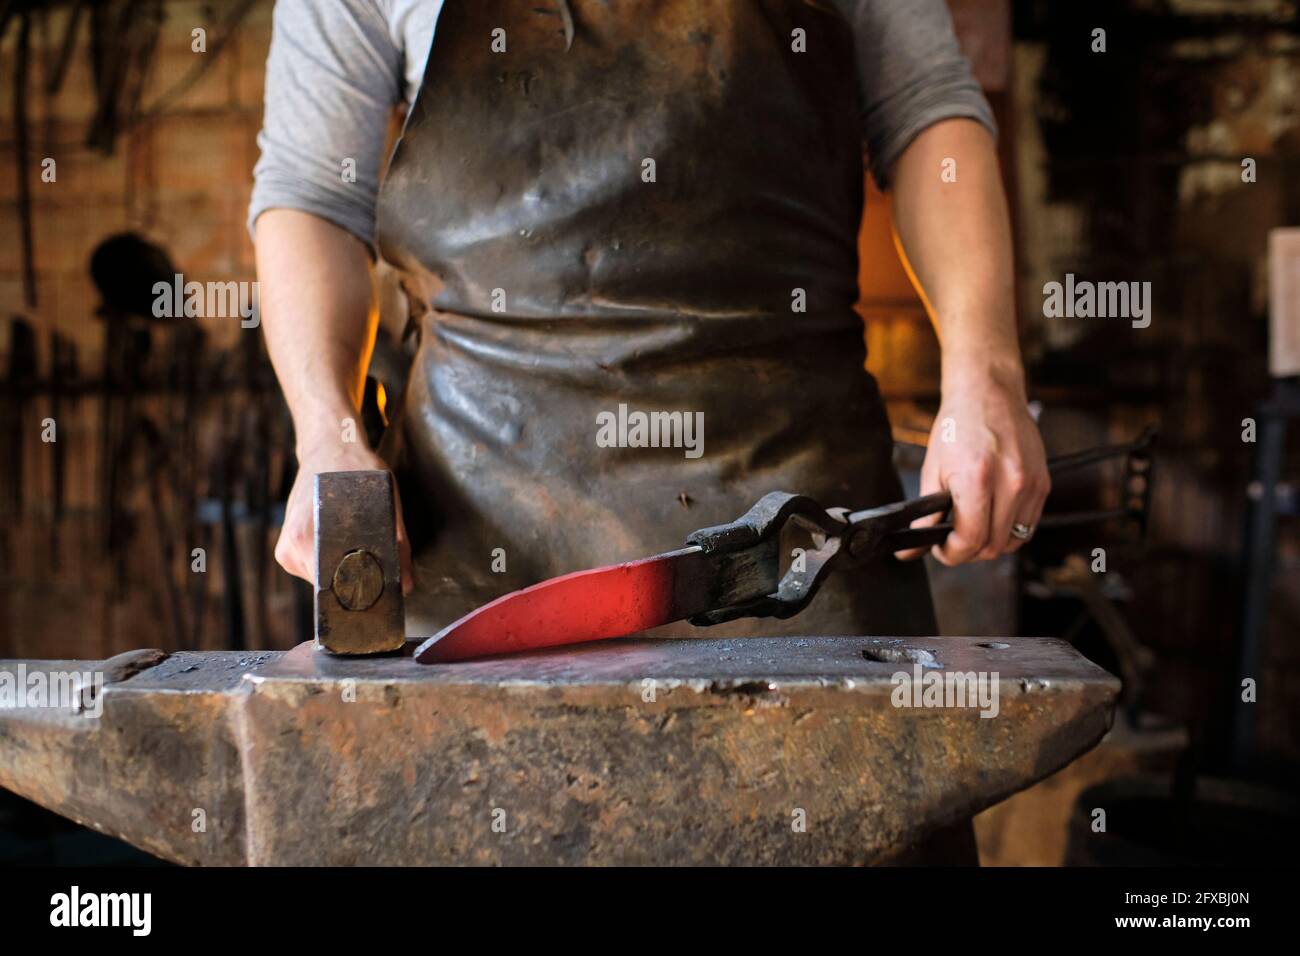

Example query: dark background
[0,0,1296,865]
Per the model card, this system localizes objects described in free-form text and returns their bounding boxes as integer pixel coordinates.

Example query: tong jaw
[686,491,849,625]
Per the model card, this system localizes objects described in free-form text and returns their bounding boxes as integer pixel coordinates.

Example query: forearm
[254,208,377,453]
[888,118,1023,398]
[887,119,1049,564]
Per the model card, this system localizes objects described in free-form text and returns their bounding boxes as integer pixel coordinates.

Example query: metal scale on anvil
[0,433,1152,865]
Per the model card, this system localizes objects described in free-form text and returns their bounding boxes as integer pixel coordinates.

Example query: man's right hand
[274,439,414,595]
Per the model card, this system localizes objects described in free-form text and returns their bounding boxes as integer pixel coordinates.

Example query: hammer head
[313,470,406,655]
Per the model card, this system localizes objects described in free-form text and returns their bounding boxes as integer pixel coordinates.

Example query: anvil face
[0,637,1117,865]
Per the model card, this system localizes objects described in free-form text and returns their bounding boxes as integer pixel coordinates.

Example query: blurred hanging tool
[2,320,37,523]
[0,0,255,306]
[8,6,36,307]
[48,332,79,571]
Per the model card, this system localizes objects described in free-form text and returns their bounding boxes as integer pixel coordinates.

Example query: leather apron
[375,0,937,641]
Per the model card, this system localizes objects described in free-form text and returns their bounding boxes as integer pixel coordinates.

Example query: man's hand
[275,436,414,593]
[898,365,1049,564]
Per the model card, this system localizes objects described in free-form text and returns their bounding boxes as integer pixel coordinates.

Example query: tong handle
[864,427,1156,556]
[883,522,954,552]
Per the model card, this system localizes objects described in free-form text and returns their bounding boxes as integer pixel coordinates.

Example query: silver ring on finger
[1010,522,1035,541]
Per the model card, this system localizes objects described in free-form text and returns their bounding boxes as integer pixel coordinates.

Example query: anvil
[0,636,1117,865]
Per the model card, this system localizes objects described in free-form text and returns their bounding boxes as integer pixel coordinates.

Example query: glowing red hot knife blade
[413,544,776,663]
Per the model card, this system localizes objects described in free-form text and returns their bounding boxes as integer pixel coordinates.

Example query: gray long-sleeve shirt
[248,0,995,252]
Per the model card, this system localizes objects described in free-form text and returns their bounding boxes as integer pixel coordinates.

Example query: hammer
[313,471,406,655]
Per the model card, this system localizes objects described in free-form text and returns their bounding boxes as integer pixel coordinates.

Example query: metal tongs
[686,427,1157,625]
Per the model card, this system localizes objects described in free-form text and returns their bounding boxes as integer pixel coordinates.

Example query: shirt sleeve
[844,0,998,189]
[247,0,405,252]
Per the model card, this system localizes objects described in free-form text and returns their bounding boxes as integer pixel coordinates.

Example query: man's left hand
[897,365,1050,565]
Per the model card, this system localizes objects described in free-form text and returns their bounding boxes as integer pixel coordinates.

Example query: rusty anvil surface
[0,636,1118,865]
